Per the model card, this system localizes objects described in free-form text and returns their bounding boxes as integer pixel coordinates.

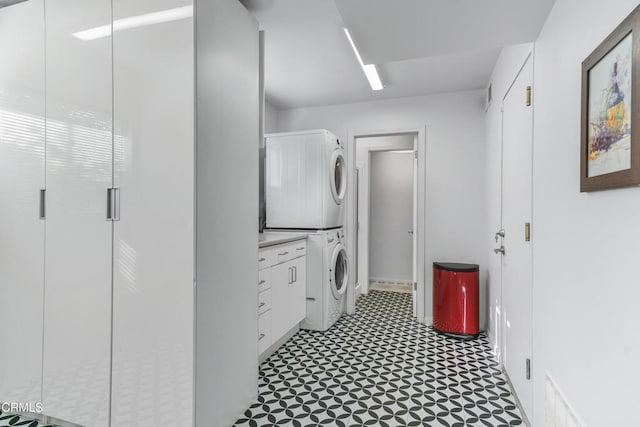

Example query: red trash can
[433,262,479,339]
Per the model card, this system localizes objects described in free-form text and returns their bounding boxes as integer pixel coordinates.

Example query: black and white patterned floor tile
[0,412,54,427]
[235,290,523,427]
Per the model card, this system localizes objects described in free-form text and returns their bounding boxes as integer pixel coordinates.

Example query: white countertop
[259,231,308,248]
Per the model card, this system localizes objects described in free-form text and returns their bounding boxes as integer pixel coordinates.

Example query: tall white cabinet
[0,1,259,426]
[0,0,46,409]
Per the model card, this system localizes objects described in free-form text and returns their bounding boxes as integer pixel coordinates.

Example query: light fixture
[343,28,383,91]
[388,150,414,154]
[73,5,193,41]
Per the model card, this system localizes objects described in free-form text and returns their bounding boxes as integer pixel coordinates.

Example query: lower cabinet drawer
[258,288,272,314]
[258,249,274,270]
[258,268,271,293]
[258,310,272,354]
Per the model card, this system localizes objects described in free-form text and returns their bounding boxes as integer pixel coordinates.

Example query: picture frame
[581,5,640,192]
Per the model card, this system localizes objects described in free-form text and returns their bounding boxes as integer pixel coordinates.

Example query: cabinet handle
[288,267,293,284]
[293,266,297,283]
[259,280,266,285]
[296,247,305,251]
[39,189,46,220]
[258,302,266,308]
[106,187,120,221]
[259,257,266,262]
[278,251,289,256]
[259,333,265,340]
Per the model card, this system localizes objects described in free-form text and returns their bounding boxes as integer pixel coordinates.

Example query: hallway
[235,291,523,426]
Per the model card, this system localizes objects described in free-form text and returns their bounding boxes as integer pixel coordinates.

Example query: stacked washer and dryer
[265,129,348,331]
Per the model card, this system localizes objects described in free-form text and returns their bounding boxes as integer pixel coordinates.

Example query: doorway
[368,150,414,292]
[347,130,426,320]
[496,53,534,420]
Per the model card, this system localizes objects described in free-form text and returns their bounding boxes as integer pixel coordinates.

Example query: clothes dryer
[265,129,346,230]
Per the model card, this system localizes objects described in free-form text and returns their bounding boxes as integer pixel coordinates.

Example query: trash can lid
[433,262,479,272]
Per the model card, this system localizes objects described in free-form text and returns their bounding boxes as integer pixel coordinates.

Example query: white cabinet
[42,0,114,424]
[0,0,258,426]
[0,0,45,409]
[258,240,307,356]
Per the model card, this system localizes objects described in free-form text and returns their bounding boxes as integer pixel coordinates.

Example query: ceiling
[243,0,556,110]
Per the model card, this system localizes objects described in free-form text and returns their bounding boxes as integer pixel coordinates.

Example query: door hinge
[39,189,46,220]
[413,282,417,291]
[526,86,532,106]
[525,222,531,242]
[526,358,531,380]
[414,150,418,160]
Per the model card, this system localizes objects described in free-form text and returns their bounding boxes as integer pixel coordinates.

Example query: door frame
[345,127,427,323]
[498,51,534,422]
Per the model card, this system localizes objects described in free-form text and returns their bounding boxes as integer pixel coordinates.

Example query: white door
[43,0,114,425]
[499,54,534,418]
[412,144,418,316]
[110,0,195,425]
[0,0,46,407]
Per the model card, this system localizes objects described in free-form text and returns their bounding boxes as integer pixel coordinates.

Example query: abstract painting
[581,5,640,192]
[587,33,632,177]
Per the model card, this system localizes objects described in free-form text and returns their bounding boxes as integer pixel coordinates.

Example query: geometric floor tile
[234,290,524,427]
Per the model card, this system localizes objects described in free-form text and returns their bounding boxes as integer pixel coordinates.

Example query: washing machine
[265,129,346,230]
[300,228,348,331]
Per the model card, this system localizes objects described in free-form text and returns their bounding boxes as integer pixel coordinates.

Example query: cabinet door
[43,0,113,425]
[111,1,194,426]
[289,256,307,325]
[0,0,45,407]
[270,262,292,341]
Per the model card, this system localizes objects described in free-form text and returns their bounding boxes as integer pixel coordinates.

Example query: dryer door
[330,243,348,299]
[330,149,346,205]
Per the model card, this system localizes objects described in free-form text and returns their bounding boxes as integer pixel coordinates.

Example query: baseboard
[369,277,412,286]
[424,316,433,326]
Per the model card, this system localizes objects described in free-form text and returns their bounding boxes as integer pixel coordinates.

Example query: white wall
[369,152,414,283]
[277,90,487,326]
[484,43,533,354]
[487,1,640,425]
[531,1,640,425]
[264,100,278,133]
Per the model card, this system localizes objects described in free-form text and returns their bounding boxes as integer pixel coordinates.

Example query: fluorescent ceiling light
[388,150,414,154]
[344,28,383,91]
[73,5,193,41]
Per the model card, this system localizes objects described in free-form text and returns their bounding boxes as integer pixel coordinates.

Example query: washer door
[330,149,346,205]
[330,243,348,299]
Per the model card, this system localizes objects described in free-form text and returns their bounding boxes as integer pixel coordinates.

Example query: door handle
[495,229,505,242]
[494,246,506,255]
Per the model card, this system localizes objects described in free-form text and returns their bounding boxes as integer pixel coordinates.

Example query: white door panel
[0,0,46,407]
[43,0,113,425]
[501,54,534,419]
[111,0,194,426]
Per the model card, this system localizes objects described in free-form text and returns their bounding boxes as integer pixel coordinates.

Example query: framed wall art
[581,5,640,192]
